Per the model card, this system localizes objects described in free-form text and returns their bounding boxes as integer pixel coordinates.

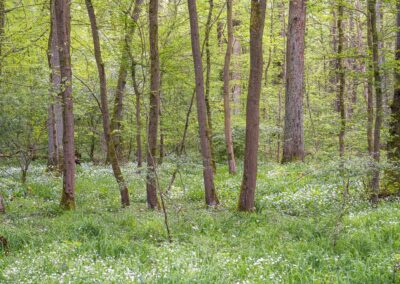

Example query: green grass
[0,160,399,283]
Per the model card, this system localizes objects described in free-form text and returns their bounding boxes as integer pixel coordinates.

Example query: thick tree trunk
[238,0,266,211]
[337,2,346,158]
[386,3,400,195]
[131,61,142,168]
[222,0,236,174]
[85,0,130,207]
[111,0,144,161]
[282,0,306,163]
[146,0,161,209]
[205,0,216,172]
[47,0,63,171]
[188,0,219,206]
[54,0,75,210]
[368,0,383,203]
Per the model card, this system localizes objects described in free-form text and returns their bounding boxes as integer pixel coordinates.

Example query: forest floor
[0,160,399,283]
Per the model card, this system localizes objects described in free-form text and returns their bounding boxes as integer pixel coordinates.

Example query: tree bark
[231,35,242,115]
[238,0,266,211]
[0,0,4,76]
[187,0,219,206]
[131,61,142,168]
[368,0,383,203]
[222,0,236,174]
[337,1,346,158]
[54,0,75,210]
[386,2,400,195]
[146,0,161,209]
[85,0,130,207]
[282,0,306,163]
[0,194,4,214]
[366,6,374,156]
[111,0,144,161]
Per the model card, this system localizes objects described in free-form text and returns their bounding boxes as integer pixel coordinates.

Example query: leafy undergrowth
[0,160,399,283]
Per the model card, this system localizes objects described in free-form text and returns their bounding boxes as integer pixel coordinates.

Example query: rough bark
[368,0,383,203]
[146,0,161,209]
[238,0,266,211]
[111,0,144,161]
[85,0,130,207]
[282,0,306,163]
[188,0,219,206]
[55,0,75,210]
[385,2,400,195]
[337,1,346,158]
[222,0,236,174]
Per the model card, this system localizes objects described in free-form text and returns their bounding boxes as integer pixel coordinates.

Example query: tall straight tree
[222,0,236,174]
[0,0,4,76]
[47,0,63,172]
[238,0,266,211]
[337,0,346,157]
[282,0,306,163]
[187,0,219,206]
[368,0,383,203]
[386,2,400,195]
[85,0,130,207]
[146,0,161,209]
[54,0,75,209]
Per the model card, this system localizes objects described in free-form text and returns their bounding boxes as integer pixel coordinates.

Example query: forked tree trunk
[282,0,306,163]
[188,0,219,206]
[368,0,383,203]
[111,0,144,161]
[146,0,161,209]
[337,1,346,158]
[54,0,75,210]
[385,3,400,195]
[238,0,266,211]
[85,0,130,207]
[222,0,236,174]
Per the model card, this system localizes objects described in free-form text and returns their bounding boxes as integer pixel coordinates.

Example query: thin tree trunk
[282,0,306,163]
[368,0,383,203]
[231,35,242,115]
[131,61,142,168]
[0,194,4,214]
[205,0,216,172]
[85,0,130,207]
[188,0,219,206]
[366,8,374,156]
[222,0,236,174]
[386,2,400,195]
[111,0,144,161]
[337,1,346,158]
[55,0,75,210]
[146,0,161,209]
[238,0,266,211]
[0,0,4,76]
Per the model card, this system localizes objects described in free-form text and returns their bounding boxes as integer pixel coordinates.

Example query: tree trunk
[231,35,242,115]
[131,61,142,168]
[205,0,216,172]
[146,0,161,209]
[85,0,130,207]
[238,0,266,211]
[0,194,4,214]
[337,1,346,158]
[368,0,383,203]
[222,0,236,174]
[0,0,4,76]
[366,7,374,156]
[385,2,400,195]
[111,0,144,161]
[187,0,219,206]
[282,0,306,163]
[47,0,63,171]
[55,0,75,210]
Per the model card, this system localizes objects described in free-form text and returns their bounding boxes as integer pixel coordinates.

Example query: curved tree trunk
[188,0,219,206]
[222,0,236,174]
[85,0,130,207]
[282,0,306,163]
[131,61,142,168]
[146,0,161,209]
[238,0,266,211]
[55,0,75,210]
